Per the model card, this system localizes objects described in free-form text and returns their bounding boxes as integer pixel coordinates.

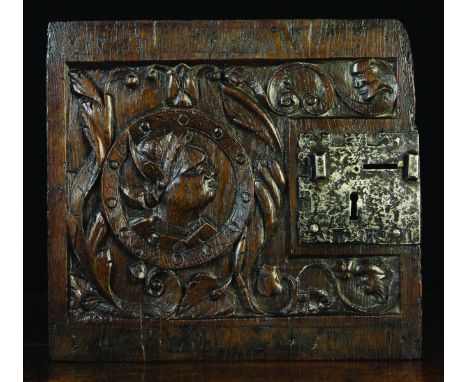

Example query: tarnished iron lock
[296,132,420,245]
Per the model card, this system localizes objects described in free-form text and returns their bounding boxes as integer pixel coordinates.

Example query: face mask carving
[122,129,218,250]
[351,59,397,103]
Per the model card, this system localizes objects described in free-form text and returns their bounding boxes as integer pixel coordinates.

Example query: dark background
[24,0,443,360]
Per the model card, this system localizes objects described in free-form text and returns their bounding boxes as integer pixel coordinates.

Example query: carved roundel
[101,108,254,269]
[267,63,334,117]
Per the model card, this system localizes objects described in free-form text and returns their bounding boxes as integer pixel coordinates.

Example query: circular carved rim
[101,108,254,269]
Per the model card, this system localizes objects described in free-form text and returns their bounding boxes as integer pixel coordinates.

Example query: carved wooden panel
[48,20,421,360]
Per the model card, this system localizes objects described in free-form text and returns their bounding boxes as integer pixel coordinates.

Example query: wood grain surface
[47,19,421,361]
[25,345,442,382]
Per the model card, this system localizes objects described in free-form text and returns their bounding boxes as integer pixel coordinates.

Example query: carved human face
[127,128,219,229]
[351,60,380,102]
[163,147,217,216]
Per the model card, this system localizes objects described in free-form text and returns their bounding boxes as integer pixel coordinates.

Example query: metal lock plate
[296,132,420,244]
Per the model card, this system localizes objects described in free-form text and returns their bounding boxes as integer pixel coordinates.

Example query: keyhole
[349,192,359,221]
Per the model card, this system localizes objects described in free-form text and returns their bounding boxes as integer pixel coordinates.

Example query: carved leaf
[80,103,108,165]
[70,274,94,303]
[85,212,107,256]
[297,288,331,314]
[221,84,283,155]
[105,67,140,92]
[233,231,247,278]
[178,293,234,319]
[254,179,278,242]
[69,70,103,106]
[178,273,234,318]
[233,160,286,315]
[103,94,114,156]
[268,159,286,192]
[256,265,297,314]
[70,274,100,314]
[255,161,285,220]
[128,129,192,187]
[90,248,114,304]
[84,213,116,305]
[234,230,261,313]
[224,67,270,106]
[332,259,354,280]
[355,263,386,299]
[80,295,104,311]
[69,152,100,217]
[179,273,218,309]
[258,162,281,210]
[68,152,100,266]
[69,71,114,165]
[128,134,165,184]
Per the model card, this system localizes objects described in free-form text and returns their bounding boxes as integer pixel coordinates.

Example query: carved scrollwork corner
[127,262,183,316]
[296,259,399,315]
[70,274,118,320]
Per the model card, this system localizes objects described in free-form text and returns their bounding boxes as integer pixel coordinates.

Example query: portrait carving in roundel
[101,109,254,269]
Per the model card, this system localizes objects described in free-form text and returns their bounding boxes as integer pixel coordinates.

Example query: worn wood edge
[46,19,411,60]
[49,319,422,361]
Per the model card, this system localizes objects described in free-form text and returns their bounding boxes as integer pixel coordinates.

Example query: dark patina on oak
[47,19,421,360]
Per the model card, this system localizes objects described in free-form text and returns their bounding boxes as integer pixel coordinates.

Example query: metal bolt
[178,114,189,126]
[109,160,119,169]
[214,128,223,139]
[106,197,117,208]
[125,73,139,88]
[310,224,319,233]
[139,121,150,132]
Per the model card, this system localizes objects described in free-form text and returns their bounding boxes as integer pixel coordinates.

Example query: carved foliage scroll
[266,63,334,117]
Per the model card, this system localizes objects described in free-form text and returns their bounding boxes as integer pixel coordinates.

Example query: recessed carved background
[66,60,406,321]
